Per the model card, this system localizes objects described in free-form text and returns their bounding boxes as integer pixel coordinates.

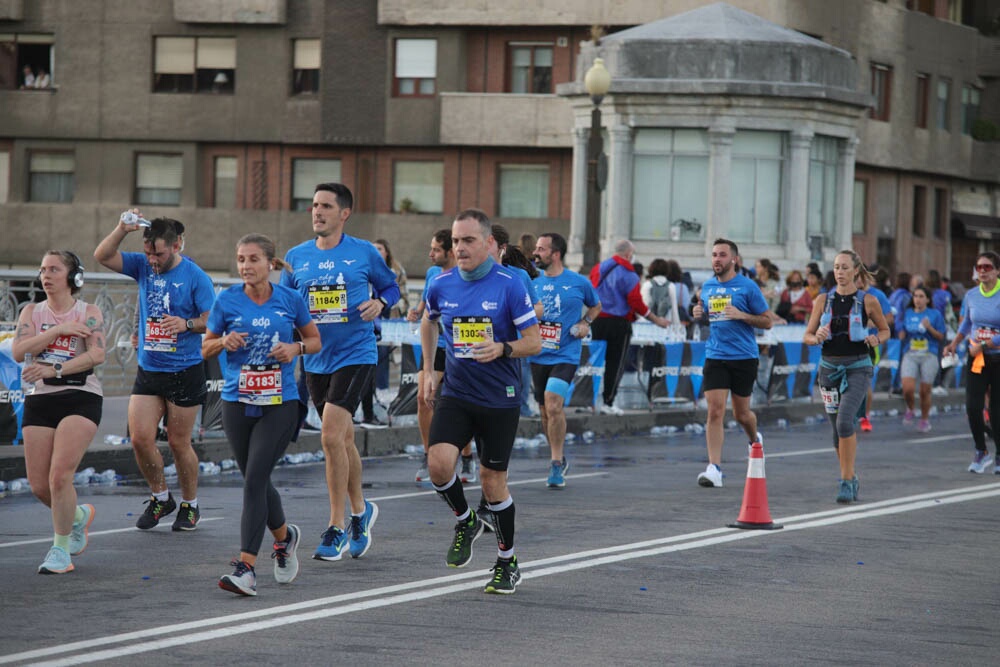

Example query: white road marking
[7,481,1000,666]
[0,518,226,549]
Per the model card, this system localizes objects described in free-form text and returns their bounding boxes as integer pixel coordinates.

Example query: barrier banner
[647,342,701,402]
[388,343,421,417]
[568,340,606,408]
[0,333,24,445]
[769,342,823,400]
[199,354,225,435]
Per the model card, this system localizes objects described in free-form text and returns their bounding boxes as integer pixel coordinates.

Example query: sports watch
[186,319,195,331]
[53,362,63,379]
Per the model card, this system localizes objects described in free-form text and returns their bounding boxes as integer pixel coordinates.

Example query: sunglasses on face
[976,264,996,272]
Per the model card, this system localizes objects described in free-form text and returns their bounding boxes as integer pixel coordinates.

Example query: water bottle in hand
[21,353,34,396]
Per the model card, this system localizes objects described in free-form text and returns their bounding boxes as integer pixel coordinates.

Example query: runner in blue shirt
[691,238,773,488]
[421,208,540,594]
[280,183,398,562]
[858,280,894,433]
[530,232,601,488]
[203,234,321,597]
[94,214,215,532]
[898,285,946,434]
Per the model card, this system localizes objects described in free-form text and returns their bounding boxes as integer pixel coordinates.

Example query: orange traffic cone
[728,441,783,530]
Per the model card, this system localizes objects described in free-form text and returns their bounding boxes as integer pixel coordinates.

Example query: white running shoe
[599,404,624,416]
[697,464,723,487]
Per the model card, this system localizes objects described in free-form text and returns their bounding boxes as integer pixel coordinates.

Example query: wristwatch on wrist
[583,315,594,324]
[53,362,63,379]
[298,341,306,356]
[377,296,389,307]
[502,342,513,358]
[185,319,195,331]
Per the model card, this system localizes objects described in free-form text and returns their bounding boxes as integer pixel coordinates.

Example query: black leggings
[590,317,632,407]
[222,401,299,555]
[966,357,1000,453]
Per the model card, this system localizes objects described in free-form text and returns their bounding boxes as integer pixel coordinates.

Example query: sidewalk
[0,390,968,482]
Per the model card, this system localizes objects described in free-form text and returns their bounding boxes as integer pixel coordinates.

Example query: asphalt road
[1,411,997,666]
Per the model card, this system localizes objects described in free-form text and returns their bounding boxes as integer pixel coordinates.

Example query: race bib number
[452,316,494,359]
[308,285,348,324]
[707,295,732,322]
[238,363,282,406]
[910,338,928,352]
[38,323,79,364]
[975,326,999,343]
[539,320,562,350]
[820,386,840,414]
[144,317,177,352]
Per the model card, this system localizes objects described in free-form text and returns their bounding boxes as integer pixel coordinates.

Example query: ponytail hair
[237,233,291,273]
[837,249,873,287]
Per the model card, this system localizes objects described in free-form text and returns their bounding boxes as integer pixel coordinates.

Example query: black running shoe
[484,556,521,594]
[446,512,485,568]
[136,494,177,530]
[171,501,200,531]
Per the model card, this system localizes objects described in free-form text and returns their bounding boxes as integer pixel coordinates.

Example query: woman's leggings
[965,356,1000,452]
[222,401,299,555]
[818,355,873,448]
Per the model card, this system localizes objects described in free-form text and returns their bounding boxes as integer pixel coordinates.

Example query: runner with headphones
[13,250,106,574]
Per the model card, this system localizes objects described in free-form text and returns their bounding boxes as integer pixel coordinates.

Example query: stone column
[837,137,859,253]
[603,124,634,256]
[705,123,735,255]
[568,125,589,270]
[787,129,814,267]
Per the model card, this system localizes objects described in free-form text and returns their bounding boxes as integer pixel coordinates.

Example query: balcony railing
[439,93,573,148]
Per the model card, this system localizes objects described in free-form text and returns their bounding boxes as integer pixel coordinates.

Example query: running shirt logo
[308,284,348,323]
[452,316,494,359]
[38,323,79,364]
[238,363,283,405]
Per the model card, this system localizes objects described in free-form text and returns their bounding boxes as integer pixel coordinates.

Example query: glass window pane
[292,159,341,209]
[733,130,782,156]
[755,159,782,243]
[137,154,182,189]
[214,157,237,209]
[670,156,708,240]
[418,78,435,95]
[0,151,8,203]
[395,39,436,78]
[511,48,531,68]
[631,155,670,239]
[633,129,672,153]
[136,187,180,206]
[30,173,73,203]
[729,158,756,244]
[155,37,195,74]
[673,129,709,153]
[394,161,443,213]
[294,39,320,69]
[498,164,549,218]
[30,153,74,172]
[398,78,414,95]
[807,163,824,236]
[853,180,866,234]
[533,48,552,67]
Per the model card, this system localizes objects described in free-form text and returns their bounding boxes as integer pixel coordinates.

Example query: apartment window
[292,39,320,95]
[394,39,436,97]
[807,136,842,246]
[961,85,981,135]
[0,151,8,203]
[912,185,927,237]
[508,44,553,94]
[731,131,784,245]
[393,161,443,213]
[135,154,182,206]
[870,63,892,122]
[936,78,951,130]
[632,129,709,241]
[0,34,56,90]
[915,73,929,128]
[291,158,341,211]
[498,165,549,218]
[213,157,237,209]
[153,37,236,94]
[933,187,947,239]
[29,152,74,203]
[852,180,867,235]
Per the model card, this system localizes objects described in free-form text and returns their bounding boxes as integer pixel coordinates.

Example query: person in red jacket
[589,240,669,414]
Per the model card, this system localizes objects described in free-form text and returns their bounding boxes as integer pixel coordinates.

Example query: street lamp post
[583,58,611,271]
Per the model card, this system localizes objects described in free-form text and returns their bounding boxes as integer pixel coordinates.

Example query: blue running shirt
[207,283,312,403]
[532,270,600,366]
[425,263,537,407]
[281,234,400,373]
[900,307,945,356]
[699,273,769,361]
[422,265,447,349]
[120,253,217,372]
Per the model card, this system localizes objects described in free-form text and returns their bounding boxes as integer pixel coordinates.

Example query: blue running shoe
[313,525,349,561]
[546,461,565,489]
[561,456,570,475]
[836,479,854,504]
[69,503,95,556]
[851,475,860,502]
[38,545,73,574]
[349,500,379,559]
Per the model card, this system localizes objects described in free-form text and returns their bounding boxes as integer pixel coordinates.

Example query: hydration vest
[820,291,867,342]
